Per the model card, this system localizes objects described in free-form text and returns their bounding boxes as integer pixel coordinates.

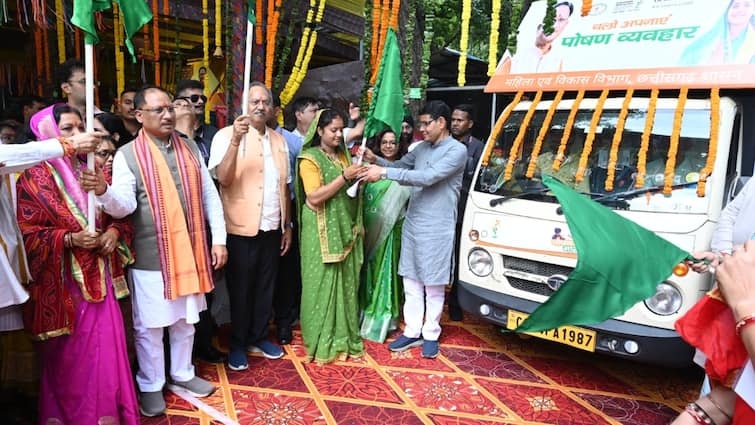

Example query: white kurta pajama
[99,138,226,392]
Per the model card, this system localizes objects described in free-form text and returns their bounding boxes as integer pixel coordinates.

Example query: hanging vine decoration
[553,89,584,171]
[697,88,720,197]
[153,0,160,85]
[203,0,210,122]
[457,0,472,86]
[280,0,326,107]
[273,0,298,92]
[264,0,282,86]
[114,3,125,97]
[663,87,688,195]
[402,0,415,99]
[635,88,659,188]
[505,91,543,181]
[487,0,501,77]
[481,91,524,167]
[581,0,592,16]
[526,89,564,178]
[419,8,433,96]
[214,0,223,57]
[575,88,609,183]
[54,0,65,63]
[604,88,634,192]
[542,0,557,39]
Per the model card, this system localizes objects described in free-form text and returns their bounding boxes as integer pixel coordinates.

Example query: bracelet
[63,232,71,249]
[57,137,75,157]
[705,394,732,423]
[735,313,755,336]
[341,171,350,183]
[686,402,716,425]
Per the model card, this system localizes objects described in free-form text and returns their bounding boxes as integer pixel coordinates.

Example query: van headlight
[644,282,682,316]
[468,248,493,277]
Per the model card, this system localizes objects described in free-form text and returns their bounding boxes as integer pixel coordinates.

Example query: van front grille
[502,256,573,296]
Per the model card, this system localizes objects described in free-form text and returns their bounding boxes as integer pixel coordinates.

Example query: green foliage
[542,0,556,37]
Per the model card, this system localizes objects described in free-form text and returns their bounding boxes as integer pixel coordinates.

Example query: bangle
[64,232,71,248]
[57,137,75,157]
[341,171,349,182]
[736,314,755,336]
[705,394,732,423]
[686,402,716,425]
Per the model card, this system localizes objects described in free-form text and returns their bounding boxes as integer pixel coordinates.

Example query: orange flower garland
[481,91,524,167]
[256,0,263,44]
[265,0,282,86]
[605,88,634,191]
[663,87,688,195]
[635,88,659,188]
[553,89,585,171]
[581,0,592,16]
[55,0,65,63]
[575,89,609,183]
[371,0,391,85]
[697,88,720,197]
[505,91,543,181]
[113,4,125,97]
[526,90,564,178]
[369,0,381,72]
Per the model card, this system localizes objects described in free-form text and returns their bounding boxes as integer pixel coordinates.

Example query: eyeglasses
[138,106,176,115]
[418,119,436,128]
[95,150,116,159]
[176,94,208,104]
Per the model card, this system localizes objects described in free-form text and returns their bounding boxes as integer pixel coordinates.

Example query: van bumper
[458,280,695,368]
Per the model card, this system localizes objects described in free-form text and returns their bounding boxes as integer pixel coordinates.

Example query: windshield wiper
[592,181,697,203]
[489,187,550,207]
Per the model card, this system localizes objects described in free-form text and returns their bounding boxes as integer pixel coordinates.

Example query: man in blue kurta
[364,101,466,358]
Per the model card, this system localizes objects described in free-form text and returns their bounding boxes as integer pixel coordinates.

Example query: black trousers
[226,230,281,351]
[193,289,217,354]
[274,216,301,330]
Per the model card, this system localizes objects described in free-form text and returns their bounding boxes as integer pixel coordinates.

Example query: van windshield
[474,107,712,213]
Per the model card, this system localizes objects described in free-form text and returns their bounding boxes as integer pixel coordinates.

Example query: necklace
[320,147,340,163]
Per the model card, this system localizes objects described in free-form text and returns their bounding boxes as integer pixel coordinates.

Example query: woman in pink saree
[17,104,139,424]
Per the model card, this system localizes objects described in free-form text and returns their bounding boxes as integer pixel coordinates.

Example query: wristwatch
[380,169,388,180]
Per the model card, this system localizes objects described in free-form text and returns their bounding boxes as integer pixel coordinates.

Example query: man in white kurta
[90,87,227,417]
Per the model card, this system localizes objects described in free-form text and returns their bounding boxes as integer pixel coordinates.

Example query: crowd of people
[0,58,489,421]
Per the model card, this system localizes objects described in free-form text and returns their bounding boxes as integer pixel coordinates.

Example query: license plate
[506,309,597,352]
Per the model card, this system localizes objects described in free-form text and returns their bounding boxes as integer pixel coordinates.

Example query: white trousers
[134,318,196,392]
[402,277,446,341]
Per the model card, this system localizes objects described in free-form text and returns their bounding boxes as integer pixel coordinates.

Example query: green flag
[513,175,691,333]
[248,0,256,25]
[71,0,152,60]
[364,28,404,139]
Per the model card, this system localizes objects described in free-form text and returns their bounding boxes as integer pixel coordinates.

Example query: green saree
[296,143,364,363]
[359,179,410,342]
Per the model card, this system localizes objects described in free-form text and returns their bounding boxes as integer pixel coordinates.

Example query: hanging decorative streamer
[553,90,585,171]
[505,91,542,181]
[153,0,160,85]
[487,0,501,77]
[113,3,125,97]
[214,0,223,56]
[575,89,610,183]
[663,87,688,195]
[54,0,65,63]
[526,90,564,178]
[581,0,592,16]
[605,88,634,191]
[75,28,81,59]
[34,28,43,95]
[635,88,659,188]
[203,0,210,122]
[264,0,281,86]
[280,0,326,107]
[697,88,720,197]
[457,0,471,86]
[481,91,524,167]
[255,0,263,44]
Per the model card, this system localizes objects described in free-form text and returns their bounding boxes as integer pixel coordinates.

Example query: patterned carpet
[143,312,703,425]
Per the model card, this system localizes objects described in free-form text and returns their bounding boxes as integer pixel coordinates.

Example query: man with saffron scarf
[83,86,228,417]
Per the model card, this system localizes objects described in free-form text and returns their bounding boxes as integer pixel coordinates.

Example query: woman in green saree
[296,109,369,363]
[359,129,411,342]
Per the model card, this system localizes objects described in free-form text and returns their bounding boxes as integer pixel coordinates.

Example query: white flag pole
[85,43,96,232]
[242,21,253,116]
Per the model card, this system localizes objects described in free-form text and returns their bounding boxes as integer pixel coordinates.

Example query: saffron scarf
[132,129,213,300]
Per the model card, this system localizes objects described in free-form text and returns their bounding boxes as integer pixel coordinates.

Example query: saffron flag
[364,28,404,139]
[513,175,691,333]
[72,0,152,59]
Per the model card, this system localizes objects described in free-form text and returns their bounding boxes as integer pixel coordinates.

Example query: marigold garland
[114,4,125,97]
[55,0,64,63]
[605,88,634,191]
[505,91,543,181]
[458,0,472,86]
[698,88,720,197]
[527,90,564,178]
[369,0,381,72]
[280,0,326,107]
[214,0,222,57]
[265,0,282,86]
[202,0,210,122]
[255,0,263,44]
[575,89,609,183]
[663,87,688,195]
[481,91,524,167]
[635,88,659,188]
[581,0,592,16]
[371,0,391,85]
[553,89,585,171]
[487,0,501,77]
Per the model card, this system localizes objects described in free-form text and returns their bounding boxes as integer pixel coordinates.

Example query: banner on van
[485,0,755,92]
